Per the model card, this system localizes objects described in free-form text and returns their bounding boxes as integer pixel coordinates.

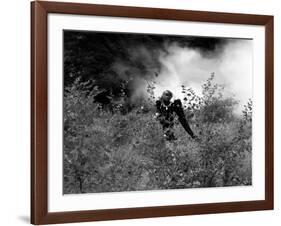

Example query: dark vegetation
[64,30,227,95]
[63,73,252,193]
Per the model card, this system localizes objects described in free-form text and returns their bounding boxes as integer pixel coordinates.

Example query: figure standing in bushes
[155,90,196,141]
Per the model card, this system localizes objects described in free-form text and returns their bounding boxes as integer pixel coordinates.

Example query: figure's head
[161,90,173,102]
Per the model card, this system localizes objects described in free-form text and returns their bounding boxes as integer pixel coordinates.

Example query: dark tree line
[64,30,228,107]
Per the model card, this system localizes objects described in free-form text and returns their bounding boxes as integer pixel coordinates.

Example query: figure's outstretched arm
[174,99,195,138]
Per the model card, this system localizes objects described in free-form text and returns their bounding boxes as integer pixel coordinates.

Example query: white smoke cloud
[153,39,253,113]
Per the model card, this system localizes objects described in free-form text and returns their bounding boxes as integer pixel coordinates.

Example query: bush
[63,73,252,193]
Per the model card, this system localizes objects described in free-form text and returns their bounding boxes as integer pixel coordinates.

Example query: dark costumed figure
[155,90,195,141]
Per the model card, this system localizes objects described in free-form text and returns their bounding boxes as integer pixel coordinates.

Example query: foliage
[63,73,252,193]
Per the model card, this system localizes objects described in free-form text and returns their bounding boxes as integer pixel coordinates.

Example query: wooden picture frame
[31,1,274,224]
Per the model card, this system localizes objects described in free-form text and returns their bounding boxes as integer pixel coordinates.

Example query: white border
[48,14,265,212]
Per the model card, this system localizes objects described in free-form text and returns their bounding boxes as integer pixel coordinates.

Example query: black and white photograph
[63,30,253,194]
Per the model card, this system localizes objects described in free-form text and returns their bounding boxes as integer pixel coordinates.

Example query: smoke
[65,31,252,114]
[128,39,252,113]
[106,34,252,114]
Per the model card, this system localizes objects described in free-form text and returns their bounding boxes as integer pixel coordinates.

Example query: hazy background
[154,40,252,113]
[64,31,252,113]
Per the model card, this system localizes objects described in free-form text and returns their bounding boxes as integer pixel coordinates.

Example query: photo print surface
[63,30,252,194]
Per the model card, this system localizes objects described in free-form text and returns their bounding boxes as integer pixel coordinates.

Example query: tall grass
[63,74,252,194]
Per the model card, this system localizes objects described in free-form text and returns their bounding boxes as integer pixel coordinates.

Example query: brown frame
[31,1,274,224]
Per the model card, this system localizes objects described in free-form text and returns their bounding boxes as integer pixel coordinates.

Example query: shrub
[63,73,252,193]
